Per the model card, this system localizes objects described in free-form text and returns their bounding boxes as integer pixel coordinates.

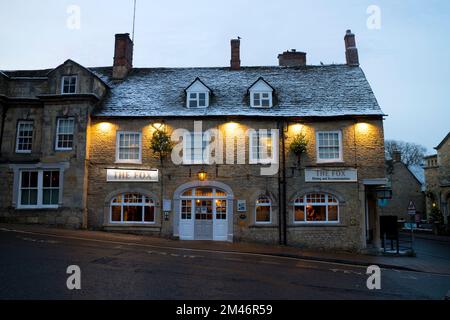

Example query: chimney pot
[230,39,241,70]
[113,33,134,79]
[344,29,359,66]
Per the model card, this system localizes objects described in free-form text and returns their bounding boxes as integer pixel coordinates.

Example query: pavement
[1,223,450,299]
[1,223,449,275]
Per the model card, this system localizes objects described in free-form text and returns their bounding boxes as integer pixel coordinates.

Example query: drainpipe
[0,104,7,157]
[281,120,288,245]
[277,121,282,245]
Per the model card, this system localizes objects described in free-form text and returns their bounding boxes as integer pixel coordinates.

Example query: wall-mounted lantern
[198,169,207,181]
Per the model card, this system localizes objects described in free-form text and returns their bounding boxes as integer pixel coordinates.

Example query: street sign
[407,201,416,216]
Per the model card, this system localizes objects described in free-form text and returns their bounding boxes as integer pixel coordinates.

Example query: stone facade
[424,133,450,223]
[0,31,388,251]
[0,60,108,228]
[382,160,425,221]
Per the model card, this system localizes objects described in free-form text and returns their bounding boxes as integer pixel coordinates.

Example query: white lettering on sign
[305,168,357,182]
[106,169,159,182]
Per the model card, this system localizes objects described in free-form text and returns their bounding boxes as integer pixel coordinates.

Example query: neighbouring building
[424,132,450,223]
[0,30,388,251]
[381,151,425,221]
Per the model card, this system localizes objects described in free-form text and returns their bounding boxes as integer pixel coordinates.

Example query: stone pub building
[0,30,387,251]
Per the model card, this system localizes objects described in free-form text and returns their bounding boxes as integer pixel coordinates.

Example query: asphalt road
[0,229,449,300]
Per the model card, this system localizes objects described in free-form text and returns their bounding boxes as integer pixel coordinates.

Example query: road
[0,228,449,300]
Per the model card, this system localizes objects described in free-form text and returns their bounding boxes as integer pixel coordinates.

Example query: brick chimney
[230,39,241,70]
[344,30,359,66]
[392,150,402,162]
[113,33,134,79]
[278,49,306,67]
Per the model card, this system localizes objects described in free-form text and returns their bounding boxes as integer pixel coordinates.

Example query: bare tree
[385,140,427,166]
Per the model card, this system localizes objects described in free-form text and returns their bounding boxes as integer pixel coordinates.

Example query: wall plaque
[305,168,357,182]
[106,169,159,182]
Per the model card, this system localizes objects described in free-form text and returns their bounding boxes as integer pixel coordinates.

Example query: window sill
[15,206,60,210]
[249,224,277,229]
[289,223,345,228]
[115,161,143,165]
[316,160,344,165]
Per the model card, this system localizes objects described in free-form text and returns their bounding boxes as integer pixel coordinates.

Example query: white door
[179,200,194,240]
[213,199,228,241]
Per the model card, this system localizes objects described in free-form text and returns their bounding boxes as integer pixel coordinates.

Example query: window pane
[111,206,121,222]
[256,205,271,222]
[306,205,326,222]
[21,190,29,205]
[30,172,38,187]
[21,171,30,188]
[29,189,38,205]
[261,99,270,107]
[294,206,305,222]
[123,206,143,222]
[43,189,51,204]
[328,205,338,221]
[144,206,155,222]
[189,100,198,108]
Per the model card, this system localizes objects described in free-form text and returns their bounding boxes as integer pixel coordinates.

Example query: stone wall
[86,117,385,250]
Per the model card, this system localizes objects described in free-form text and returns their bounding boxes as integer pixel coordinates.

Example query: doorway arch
[173,181,234,241]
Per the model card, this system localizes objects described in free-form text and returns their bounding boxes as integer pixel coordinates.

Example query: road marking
[2,227,449,275]
[17,236,59,244]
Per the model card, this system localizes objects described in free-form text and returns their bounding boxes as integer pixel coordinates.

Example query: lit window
[110,193,155,224]
[55,118,75,151]
[16,121,33,153]
[19,170,60,208]
[316,131,342,163]
[256,195,272,223]
[116,132,142,163]
[61,76,77,94]
[188,92,208,108]
[293,193,339,223]
[251,92,272,108]
[249,130,277,164]
[183,132,210,164]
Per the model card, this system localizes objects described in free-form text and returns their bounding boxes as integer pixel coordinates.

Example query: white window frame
[316,130,343,163]
[255,196,272,224]
[55,117,75,151]
[249,130,277,164]
[250,91,273,108]
[187,91,209,108]
[110,193,156,225]
[61,75,78,94]
[17,169,62,209]
[293,193,340,224]
[15,120,34,154]
[183,132,210,165]
[115,131,142,164]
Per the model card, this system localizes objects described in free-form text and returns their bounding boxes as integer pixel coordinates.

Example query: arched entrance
[173,181,234,241]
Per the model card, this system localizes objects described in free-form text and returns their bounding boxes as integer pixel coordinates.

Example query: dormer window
[185,77,212,109]
[252,92,271,108]
[248,77,274,108]
[188,92,208,108]
[61,75,77,94]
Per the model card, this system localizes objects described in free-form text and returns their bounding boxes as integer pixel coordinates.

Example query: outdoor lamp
[198,169,207,181]
[376,187,392,200]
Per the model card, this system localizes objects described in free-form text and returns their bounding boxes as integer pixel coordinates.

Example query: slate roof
[90,65,384,118]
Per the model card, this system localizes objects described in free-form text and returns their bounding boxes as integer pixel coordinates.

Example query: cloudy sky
[0,0,449,153]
